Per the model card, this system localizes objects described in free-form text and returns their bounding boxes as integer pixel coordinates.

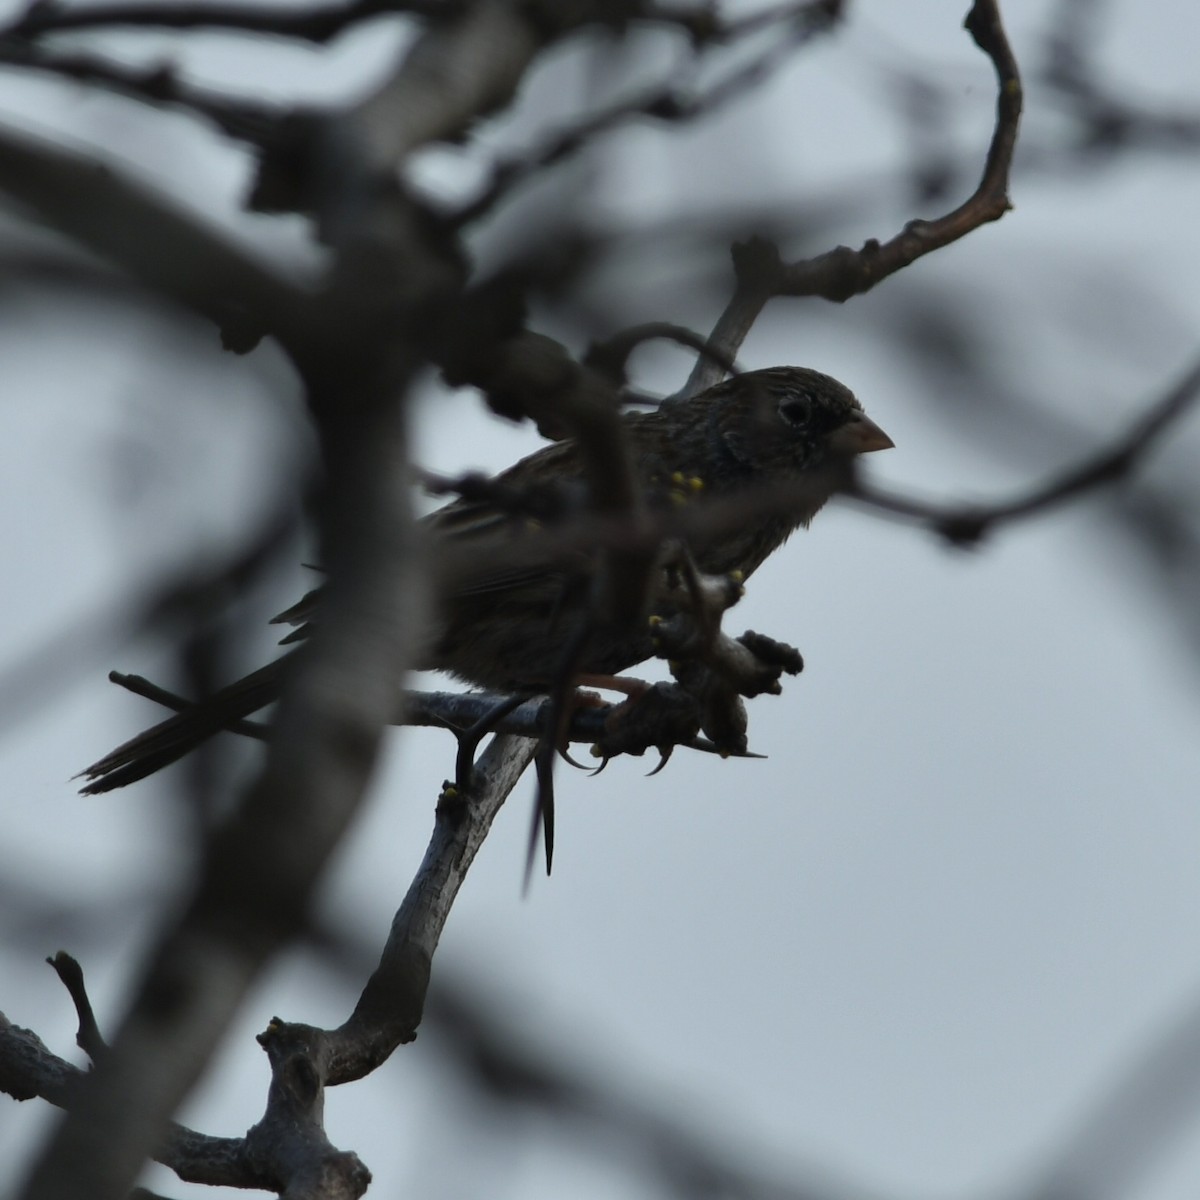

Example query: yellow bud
[729,569,744,584]
[688,476,704,491]
[670,471,685,485]
[648,614,662,626]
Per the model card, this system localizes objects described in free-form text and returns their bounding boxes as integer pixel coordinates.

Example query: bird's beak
[828,412,895,456]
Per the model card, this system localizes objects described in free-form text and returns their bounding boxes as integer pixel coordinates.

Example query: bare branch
[0,490,299,752]
[327,732,538,1082]
[0,1014,271,1189]
[848,353,1200,545]
[20,373,428,1199]
[584,321,740,389]
[0,1013,78,1108]
[44,954,106,1063]
[686,0,1022,393]
[1041,0,1200,157]
[684,236,786,396]
[453,0,841,225]
[426,980,867,1200]
[0,36,281,144]
[0,120,306,350]
[8,0,456,42]
[1030,987,1200,1200]
[12,65,448,1200]
[781,0,1021,298]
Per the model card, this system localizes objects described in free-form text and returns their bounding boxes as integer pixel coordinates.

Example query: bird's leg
[574,672,650,698]
[555,675,649,769]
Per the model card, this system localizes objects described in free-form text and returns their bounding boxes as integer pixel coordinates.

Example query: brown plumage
[80,367,892,795]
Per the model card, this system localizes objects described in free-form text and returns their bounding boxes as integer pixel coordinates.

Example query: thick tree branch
[325,731,537,1081]
[20,370,426,1200]
[0,120,306,352]
[6,2,585,1192]
[0,1014,275,1189]
[10,55,451,1200]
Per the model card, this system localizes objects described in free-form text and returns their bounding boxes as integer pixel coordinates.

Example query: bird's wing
[269,439,588,639]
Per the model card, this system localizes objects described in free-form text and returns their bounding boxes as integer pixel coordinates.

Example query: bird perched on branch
[80,366,892,796]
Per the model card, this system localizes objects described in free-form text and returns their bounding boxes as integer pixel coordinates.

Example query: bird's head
[714,366,893,474]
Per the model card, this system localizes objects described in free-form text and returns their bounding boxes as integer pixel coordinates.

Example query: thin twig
[584,322,740,387]
[780,0,1022,299]
[685,0,1022,394]
[0,37,281,145]
[45,953,107,1063]
[453,0,841,226]
[847,354,1200,545]
[7,0,455,42]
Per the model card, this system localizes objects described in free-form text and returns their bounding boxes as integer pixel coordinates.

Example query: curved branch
[0,119,306,350]
[452,0,842,227]
[0,37,281,144]
[780,0,1021,299]
[686,0,1022,394]
[846,353,1200,545]
[326,732,537,1082]
[8,0,453,41]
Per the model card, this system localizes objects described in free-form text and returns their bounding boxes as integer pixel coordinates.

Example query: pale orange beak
[828,412,895,456]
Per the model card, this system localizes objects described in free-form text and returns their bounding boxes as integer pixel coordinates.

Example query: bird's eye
[779,397,811,428]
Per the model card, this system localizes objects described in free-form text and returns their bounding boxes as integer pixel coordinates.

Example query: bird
[79,366,892,801]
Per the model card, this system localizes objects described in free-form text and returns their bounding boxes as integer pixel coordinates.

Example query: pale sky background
[2,2,1200,1199]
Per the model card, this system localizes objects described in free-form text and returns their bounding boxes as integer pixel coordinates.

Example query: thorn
[524,742,556,886]
[455,694,525,791]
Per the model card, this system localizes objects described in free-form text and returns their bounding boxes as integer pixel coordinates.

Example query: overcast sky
[2,3,1200,1199]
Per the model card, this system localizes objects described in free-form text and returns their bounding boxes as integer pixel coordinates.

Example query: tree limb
[685,0,1022,394]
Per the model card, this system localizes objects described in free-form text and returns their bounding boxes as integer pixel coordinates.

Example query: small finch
[80,366,892,797]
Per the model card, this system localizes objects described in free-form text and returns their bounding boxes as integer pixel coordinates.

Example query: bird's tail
[78,660,285,794]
